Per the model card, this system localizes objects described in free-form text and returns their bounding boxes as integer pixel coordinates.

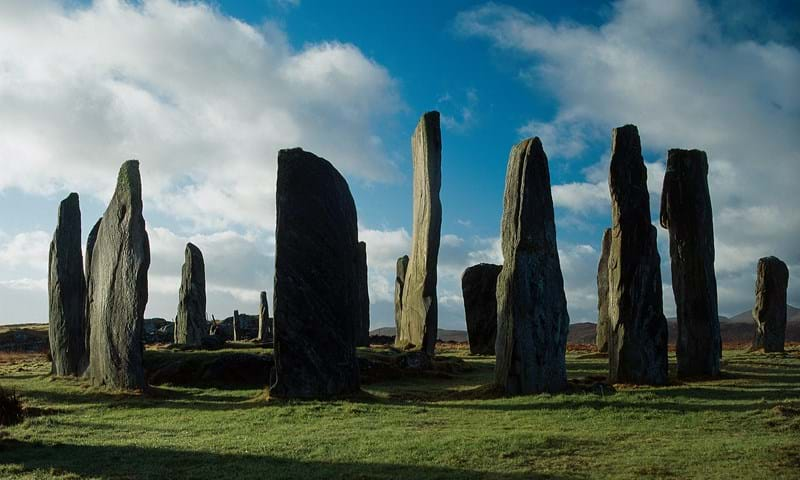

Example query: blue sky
[0,0,798,328]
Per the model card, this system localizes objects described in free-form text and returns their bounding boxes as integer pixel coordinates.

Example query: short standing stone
[394,255,409,337]
[271,148,360,398]
[87,160,150,390]
[660,148,720,377]
[175,243,206,346]
[233,310,240,342]
[495,137,570,394]
[48,192,88,376]
[461,263,501,355]
[397,111,442,355]
[355,241,370,347]
[752,256,789,352]
[595,228,611,354]
[257,291,271,344]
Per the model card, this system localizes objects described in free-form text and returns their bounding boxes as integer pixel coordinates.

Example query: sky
[0,0,798,329]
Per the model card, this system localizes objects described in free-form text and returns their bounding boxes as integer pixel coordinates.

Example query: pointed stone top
[57,193,80,225]
[185,242,201,255]
[112,160,142,208]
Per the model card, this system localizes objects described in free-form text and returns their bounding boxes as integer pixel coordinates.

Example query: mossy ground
[1,345,798,479]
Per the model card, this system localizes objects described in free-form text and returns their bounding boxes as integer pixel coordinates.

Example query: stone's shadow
[0,439,580,479]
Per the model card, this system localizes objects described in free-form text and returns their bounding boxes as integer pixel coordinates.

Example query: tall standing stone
[751,256,789,352]
[396,111,442,355]
[607,125,668,385]
[271,148,360,398]
[660,148,720,377]
[394,255,409,336]
[48,193,88,376]
[232,310,240,342]
[595,228,611,353]
[257,291,271,344]
[87,160,150,390]
[175,243,206,346]
[495,137,570,394]
[84,217,101,357]
[461,263,501,355]
[356,241,371,347]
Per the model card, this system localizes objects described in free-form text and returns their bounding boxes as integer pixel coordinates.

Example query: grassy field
[1,345,799,479]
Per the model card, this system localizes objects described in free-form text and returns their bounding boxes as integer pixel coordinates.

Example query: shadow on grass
[0,440,580,480]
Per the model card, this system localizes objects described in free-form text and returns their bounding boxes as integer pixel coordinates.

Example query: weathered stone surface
[175,243,206,346]
[461,263,501,355]
[87,160,150,390]
[356,241,371,347]
[495,137,570,394]
[257,291,271,344]
[752,256,789,352]
[396,111,442,355]
[660,148,720,377]
[271,148,360,398]
[83,217,101,357]
[608,125,668,385]
[595,228,611,353]
[394,255,409,335]
[48,192,88,376]
[232,310,240,342]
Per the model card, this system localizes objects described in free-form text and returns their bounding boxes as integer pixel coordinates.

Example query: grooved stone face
[356,241,370,347]
[752,256,789,352]
[48,192,88,377]
[660,148,720,377]
[595,228,611,354]
[494,137,569,395]
[461,263,501,355]
[608,125,668,385]
[87,160,150,390]
[175,243,206,346]
[271,148,360,399]
[394,255,409,335]
[396,111,442,355]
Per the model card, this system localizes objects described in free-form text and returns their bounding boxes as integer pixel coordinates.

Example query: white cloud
[0,231,51,273]
[438,88,479,132]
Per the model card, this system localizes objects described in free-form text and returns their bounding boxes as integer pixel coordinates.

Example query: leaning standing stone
[175,243,206,346]
[396,111,442,355]
[394,255,409,337]
[595,228,611,354]
[495,137,569,394]
[461,263,501,355]
[257,291,271,344]
[271,148,360,398]
[660,148,720,377]
[751,256,789,352]
[48,192,88,376]
[87,160,150,390]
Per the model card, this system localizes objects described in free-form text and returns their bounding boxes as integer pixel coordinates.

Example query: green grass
[1,347,799,479]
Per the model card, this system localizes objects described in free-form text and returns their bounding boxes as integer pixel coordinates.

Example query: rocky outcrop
[174,243,206,346]
[752,256,789,352]
[86,160,150,390]
[396,112,442,355]
[271,148,360,398]
[660,148,720,377]
[394,255,409,335]
[595,228,611,353]
[356,241,370,347]
[608,125,668,385]
[48,192,88,376]
[495,137,570,395]
[461,263,501,355]
[257,291,271,344]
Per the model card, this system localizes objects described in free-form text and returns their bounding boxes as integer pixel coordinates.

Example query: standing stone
[607,125,668,385]
[232,310,240,342]
[595,228,611,353]
[394,255,409,337]
[461,263,501,355]
[396,111,442,355]
[48,193,88,376]
[271,148,360,398]
[751,256,789,352]
[356,241,371,347]
[495,137,570,394]
[175,243,206,346]
[87,160,150,390]
[660,148,720,377]
[83,217,101,358]
[257,291,271,344]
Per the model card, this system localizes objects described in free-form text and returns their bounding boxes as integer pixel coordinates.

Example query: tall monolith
[607,125,668,385]
[394,255,409,335]
[396,111,442,355]
[462,263,501,355]
[751,256,789,352]
[175,243,206,346]
[495,137,569,394]
[48,192,88,376]
[257,291,271,344]
[595,228,611,354]
[660,148,720,377]
[271,148,360,398]
[232,310,240,342]
[87,160,150,390]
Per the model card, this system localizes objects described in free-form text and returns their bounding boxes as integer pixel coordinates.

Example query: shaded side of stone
[355,241,370,347]
[175,242,206,346]
[752,256,789,352]
[595,228,611,353]
[461,263,501,355]
[494,137,570,395]
[394,255,409,336]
